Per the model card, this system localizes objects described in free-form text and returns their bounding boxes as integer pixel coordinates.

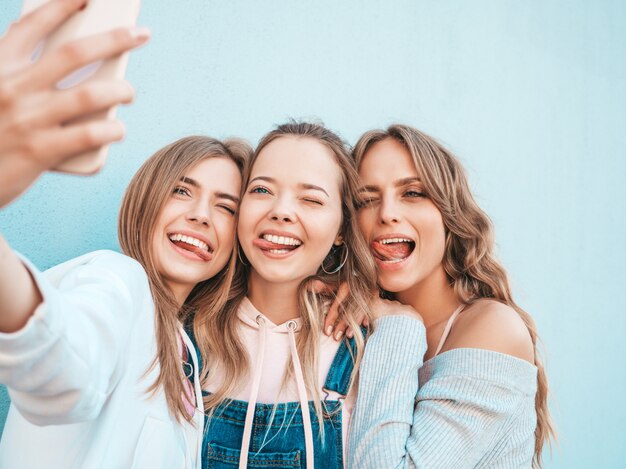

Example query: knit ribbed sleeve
[347,315,537,469]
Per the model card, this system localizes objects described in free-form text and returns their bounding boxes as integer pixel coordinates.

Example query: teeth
[263,234,302,246]
[382,258,405,263]
[380,237,412,245]
[269,249,289,254]
[169,233,209,251]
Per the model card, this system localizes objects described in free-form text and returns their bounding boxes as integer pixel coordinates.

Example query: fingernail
[334,330,343,341]
[130,26,151,41]
[325,325,333,336]
[347,329,354,339]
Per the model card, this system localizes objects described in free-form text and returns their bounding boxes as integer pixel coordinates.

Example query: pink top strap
[433,304,466,357]
[178,333,196,417]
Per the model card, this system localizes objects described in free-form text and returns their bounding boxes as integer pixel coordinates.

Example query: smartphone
[21,0,142,174]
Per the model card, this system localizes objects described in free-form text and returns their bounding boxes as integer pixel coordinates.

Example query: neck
[247,270,301,324]
[167,282,192,309]
[396,265,459,328]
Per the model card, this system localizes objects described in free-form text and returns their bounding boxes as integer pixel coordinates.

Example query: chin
[253,265,303,285]
[176,267,213,285]
[378,273,419,294]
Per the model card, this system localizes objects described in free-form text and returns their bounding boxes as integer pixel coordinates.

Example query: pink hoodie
[203,297,355,466]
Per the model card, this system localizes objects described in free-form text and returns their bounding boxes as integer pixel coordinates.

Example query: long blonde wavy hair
[200,122,377,427]
[118,135,251,422]
[353,124,556,468]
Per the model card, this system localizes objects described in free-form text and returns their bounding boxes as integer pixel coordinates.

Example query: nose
[379,196,400,225]
[186,200,212,227]
[269,195,296,223]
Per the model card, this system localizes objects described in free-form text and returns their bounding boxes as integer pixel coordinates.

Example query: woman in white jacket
[0,2,251,467]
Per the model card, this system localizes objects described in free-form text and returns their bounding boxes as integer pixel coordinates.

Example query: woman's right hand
[0,0,150,208]
[370,297,424,323]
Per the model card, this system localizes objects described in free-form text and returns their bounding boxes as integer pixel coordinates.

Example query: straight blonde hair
[353,124,556,468]
[118,135,251,422]
[200,122,377,429]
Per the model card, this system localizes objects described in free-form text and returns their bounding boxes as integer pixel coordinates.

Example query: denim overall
[198,338,356,469]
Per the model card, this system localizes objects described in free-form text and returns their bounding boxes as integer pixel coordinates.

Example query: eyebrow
[181,176,199,187]
[395,177,421,187]
[358,177,421,193]
[249,176,330,197]
[180,177,240,203]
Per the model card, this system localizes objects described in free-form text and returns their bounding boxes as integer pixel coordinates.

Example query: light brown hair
[118,135,251,422]
[201,121,377,428]
[353,124,555,467]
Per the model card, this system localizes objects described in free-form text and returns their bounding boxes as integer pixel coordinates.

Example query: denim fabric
[201,338,356,469]
[203,399,343,469]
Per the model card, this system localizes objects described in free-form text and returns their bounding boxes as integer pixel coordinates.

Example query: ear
[333,234,344,246]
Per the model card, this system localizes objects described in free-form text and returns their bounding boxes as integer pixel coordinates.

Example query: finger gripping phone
[21,0,142,174]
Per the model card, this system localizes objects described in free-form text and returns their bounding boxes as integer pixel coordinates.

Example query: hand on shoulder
[444,299,534,363]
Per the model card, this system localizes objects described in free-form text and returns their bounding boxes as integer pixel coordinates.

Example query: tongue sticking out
[173,240,212,261]
[254,238,299,252]
[371,240,413,262]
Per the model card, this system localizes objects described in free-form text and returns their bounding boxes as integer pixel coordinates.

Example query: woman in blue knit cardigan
[347,124,555,468]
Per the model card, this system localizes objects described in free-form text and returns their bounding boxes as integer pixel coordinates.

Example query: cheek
[420,208,447,260]
[216,215,237,246]
[236,201,254,239]
[313,208,342,242]
[356,209,374,240]
[151,210,169,260]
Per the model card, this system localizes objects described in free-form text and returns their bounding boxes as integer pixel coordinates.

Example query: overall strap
[323,327,367,398]
[433,304,466,357]
[183,322,203,377]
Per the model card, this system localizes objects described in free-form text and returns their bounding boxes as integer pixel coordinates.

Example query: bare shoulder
[444,299,534,363]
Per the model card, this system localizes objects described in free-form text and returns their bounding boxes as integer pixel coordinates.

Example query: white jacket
[0,251,203,469]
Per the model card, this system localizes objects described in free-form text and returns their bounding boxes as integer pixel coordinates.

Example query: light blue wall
[1,1,624,467]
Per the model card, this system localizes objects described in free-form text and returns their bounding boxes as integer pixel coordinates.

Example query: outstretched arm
[0,251,152,425]
[0,0,149,332]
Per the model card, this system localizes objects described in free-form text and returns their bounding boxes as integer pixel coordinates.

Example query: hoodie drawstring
[287,320,315,469]
[238,316,315,468]
[239,315,267,469]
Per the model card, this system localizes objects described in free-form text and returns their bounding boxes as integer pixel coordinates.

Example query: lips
[168,232,214,261]
[371,236,415,263]
[253,231,303,255]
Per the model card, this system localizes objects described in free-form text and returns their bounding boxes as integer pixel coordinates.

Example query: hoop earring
[321,244,348,275]
[237,245,249,266]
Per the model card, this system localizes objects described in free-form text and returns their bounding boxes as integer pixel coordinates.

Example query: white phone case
[22,0,142,174]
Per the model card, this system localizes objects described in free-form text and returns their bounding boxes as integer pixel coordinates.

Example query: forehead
[359,138,419,184]
[185,157,242,192]
[252,136,343,190]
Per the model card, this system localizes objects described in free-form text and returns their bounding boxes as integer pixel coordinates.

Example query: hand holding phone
[21,0,143,174]
[0,0,149,208]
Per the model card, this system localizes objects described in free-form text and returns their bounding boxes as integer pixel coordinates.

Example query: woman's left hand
[312,281,368,341]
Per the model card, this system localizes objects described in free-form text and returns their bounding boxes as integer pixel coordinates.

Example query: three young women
[1,4,553,467]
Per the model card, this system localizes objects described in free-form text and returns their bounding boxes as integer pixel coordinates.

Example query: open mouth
[371,236,416,264]
[168,233,214,261]
[254,233,303,255]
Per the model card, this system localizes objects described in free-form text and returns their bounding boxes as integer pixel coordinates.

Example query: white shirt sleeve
[0,250,151,426]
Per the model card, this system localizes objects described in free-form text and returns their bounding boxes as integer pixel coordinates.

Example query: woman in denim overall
[191,122,378,469]
[194,327,358,468]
